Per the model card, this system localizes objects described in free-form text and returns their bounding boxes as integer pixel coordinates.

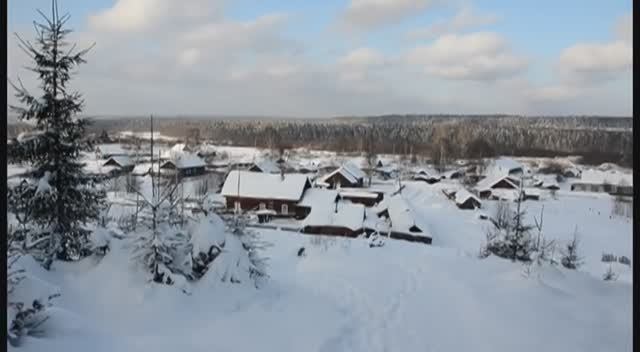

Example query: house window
[281,204,288,214]
[259,203,266,210]
[234,201,241,212]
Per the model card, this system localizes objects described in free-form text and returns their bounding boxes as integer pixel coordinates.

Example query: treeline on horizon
[8,115,633,168]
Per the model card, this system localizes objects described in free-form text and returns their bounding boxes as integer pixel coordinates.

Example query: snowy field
[6,146,633,352]
[10,230,632,352]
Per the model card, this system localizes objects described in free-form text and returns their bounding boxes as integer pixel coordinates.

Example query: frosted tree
[126,117,193,288]
[7,0,106,270]
[561,227,584,270]
[226,213,269,287]
[484,189,535,262]
[129,176,191,285]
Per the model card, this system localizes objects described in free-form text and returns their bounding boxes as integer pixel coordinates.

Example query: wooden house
[221,170,311,216]
[474,173,520,199]
[102,156,135,173]
[160,154,206,178]
[318,162,366,189]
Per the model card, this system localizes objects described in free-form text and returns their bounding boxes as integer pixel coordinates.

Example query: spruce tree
[7,0,106,269]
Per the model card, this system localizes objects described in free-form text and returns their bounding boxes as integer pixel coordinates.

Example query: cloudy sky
[7,0,632,117]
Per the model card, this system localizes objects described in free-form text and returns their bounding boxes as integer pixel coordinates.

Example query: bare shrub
[603,265,618,281]
[309,235,337,251]
[611,194,632,219]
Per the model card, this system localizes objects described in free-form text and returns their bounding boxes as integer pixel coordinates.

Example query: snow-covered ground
[6,148,633,351]
[10,230,632,352]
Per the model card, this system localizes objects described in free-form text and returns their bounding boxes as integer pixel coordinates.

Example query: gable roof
[298,188,339,208]
[475,173,519,191]
[377,194,432,239]
[319,162,366,185]
[221,170,310,201]
[103,155,133,168]
[454,188,481,206]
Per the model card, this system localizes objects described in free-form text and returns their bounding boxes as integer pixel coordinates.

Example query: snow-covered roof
[454,189,481,206]
[131,162,161,175]
[319,161,366,185]
[377,194,432,238]
[251,160,281,173]
[302,201,365,231]
[339,191,379,199]
[342,161,366,180]
[103,155,134,167]
[162,154,206,169]
[577,169,633,186]
[221,170,310,201]
[523,188,541,197]
[475,173,519,191]
[298,188,339,208]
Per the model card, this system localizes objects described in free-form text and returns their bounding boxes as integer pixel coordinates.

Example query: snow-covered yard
[10,230,632,352]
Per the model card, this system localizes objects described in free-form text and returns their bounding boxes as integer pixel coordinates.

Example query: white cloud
[339,47,386,67]
[88,0,224,33]
[340,0,436,30]
[407,6,499,39]
[406,32,527,81]
[556,13,632,84]
[614,13,632,43]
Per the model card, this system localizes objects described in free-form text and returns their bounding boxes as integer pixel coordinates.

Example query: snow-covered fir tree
[561,227,584,270]
[484,189,535,262]
[130,175,191,286]
[7,0,106,270]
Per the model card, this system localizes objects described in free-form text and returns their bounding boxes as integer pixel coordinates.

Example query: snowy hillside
[9,230,632,352]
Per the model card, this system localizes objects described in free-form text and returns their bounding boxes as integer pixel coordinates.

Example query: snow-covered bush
[7,252,61,347]
[561,228,584,270]
[189,213,226,280]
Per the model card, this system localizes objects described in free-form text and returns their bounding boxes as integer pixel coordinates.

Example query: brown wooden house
[221,170,311,216]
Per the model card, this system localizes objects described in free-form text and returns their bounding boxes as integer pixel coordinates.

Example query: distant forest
[8,115,633,167]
